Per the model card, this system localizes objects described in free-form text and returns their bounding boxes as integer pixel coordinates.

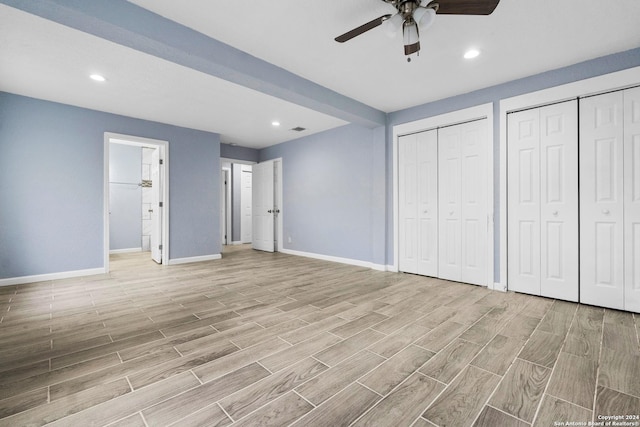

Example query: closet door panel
[399,134,418,274]
[438,126,462,282]
[508,109,541,295]
[580,92,625,310]
[540,100,579,301]
[417,130,439,277]
[624,86,640,312]
[460,120,488,285]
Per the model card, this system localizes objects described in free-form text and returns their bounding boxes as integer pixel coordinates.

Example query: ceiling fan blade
[335,14,392,43]
[431,0,500,15]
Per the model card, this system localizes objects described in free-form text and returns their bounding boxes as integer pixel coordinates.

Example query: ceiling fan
[335,0,500,61]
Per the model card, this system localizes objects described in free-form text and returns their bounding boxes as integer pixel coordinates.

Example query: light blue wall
[260,124,386,264]
[109,143,142,251]
[0,92,221,279]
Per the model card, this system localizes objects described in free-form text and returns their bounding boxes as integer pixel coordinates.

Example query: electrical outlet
[287,236,292,243]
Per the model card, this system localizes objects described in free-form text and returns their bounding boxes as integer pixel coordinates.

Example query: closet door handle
[552,211,558,216]
[603,209,610,215]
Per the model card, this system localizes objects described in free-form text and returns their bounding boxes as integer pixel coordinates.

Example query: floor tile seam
[138,411,151,427]
[459,362,505,427]
[544,391,595,412]
[529,301,581,426]
[421,323,509,426]
[193,340,291,384]
[485,403,533,425]
[588,306,607,424]
[0,353,129,402]
[633,312,640,353]
[354,380,384,398]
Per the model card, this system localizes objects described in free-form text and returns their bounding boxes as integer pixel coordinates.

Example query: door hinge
[158,244,163,250]
[159,159,164,165]
[159,202,163,207]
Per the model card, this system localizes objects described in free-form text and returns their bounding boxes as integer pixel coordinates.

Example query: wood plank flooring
[1,245,639,426]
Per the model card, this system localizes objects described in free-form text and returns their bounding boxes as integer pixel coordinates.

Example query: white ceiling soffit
[128,0,640,113]
[0,4,348,149]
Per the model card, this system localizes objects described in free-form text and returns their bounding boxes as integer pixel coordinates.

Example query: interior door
[460,119,488,286]
[580,91,625,309]
[252,161,274,252]
[399,134,418,274]
[438,125,463,282]
[539,101,578,301]
[624,86,640,312]
[508,108,541,295]
[417,130,438,277]
[241,165,252,243]
[150,148,162,264]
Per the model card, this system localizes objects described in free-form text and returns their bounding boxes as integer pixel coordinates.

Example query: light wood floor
[1,246,639,427]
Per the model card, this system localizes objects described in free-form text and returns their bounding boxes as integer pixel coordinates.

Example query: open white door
[150,148,162,263]
[241,165,253,243]
[252,161,274,252]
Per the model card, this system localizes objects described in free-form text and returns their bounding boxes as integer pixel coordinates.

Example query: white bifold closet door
[507,100,579,301]
[438,119,488,286]
[398,130,438,276]
[580,87,640,312]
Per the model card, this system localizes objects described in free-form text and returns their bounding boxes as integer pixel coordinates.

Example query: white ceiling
[2,1,640,149]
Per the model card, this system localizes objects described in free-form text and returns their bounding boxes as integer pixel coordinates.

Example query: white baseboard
[279,249,387,272]
[168,254,222,265]
[0,268,107,287]
[231,241,245,246]
[109,247,142,254]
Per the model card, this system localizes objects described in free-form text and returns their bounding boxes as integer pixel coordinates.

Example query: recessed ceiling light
[90,74,106,82]
[271,121,281,127]
[464,49,480,59]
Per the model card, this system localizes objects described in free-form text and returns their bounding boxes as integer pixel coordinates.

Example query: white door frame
[104,132,169,272]
[274,159,284,252]
[498,66,640,292]
[220,167,232,246]
[392,103,494,288]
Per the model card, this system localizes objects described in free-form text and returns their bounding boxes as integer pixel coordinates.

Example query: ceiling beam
[1,0,386,128]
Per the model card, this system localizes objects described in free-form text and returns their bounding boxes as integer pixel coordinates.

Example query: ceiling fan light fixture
[383,12,404,38]
[403,18,420,56]
[413,6,436,29]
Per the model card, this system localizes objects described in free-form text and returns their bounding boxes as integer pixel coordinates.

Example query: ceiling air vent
[290,126,306,132]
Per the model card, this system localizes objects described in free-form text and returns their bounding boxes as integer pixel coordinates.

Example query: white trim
[280,248,387,271]
[104,132,170,272]
[222,166,232,247]
[168,254,222,265]
[0,268,106,287]
[274,159,284,252]
[109,248,142,254]
[392,103,495,289]
[498,66,640,293]
[231,241,245,245]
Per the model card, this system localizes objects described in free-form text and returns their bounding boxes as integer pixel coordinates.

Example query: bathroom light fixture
[90,74,106,82]
[271,121,281,127]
